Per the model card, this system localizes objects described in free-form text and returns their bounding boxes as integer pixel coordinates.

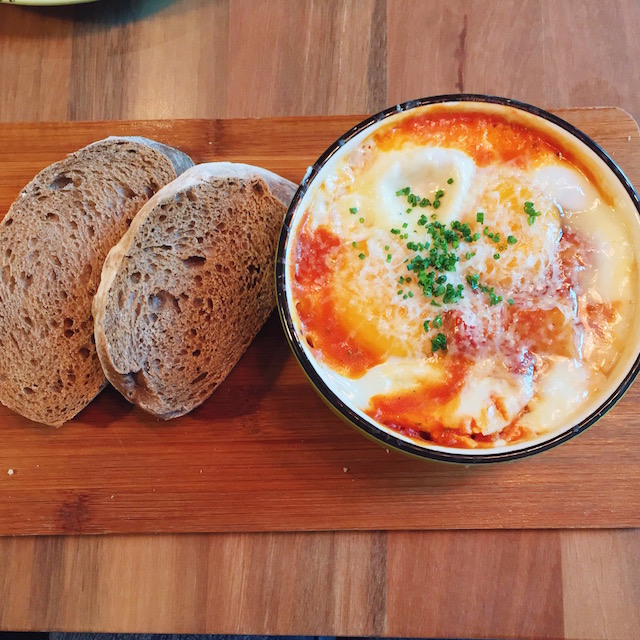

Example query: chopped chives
[524,201,541,225]
[431,332,447,353]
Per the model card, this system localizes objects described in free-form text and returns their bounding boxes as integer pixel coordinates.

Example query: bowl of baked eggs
[276,94,640,463]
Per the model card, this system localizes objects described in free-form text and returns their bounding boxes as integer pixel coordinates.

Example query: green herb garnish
[431,333,448,353]
[524,201,541,225]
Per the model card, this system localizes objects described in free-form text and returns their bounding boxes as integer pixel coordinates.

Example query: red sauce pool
[292,222,385,378]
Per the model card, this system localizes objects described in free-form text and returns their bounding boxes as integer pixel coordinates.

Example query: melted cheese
[286,103,640,452]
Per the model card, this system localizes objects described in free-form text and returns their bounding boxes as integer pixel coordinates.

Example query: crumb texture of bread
[94,163,296,419]
[0,137,194,426]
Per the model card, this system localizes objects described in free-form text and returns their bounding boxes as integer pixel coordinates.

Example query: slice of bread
[0,137,194,426]
[93,162,297,419]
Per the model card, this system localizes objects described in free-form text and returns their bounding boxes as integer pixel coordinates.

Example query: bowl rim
[275,93,640,464]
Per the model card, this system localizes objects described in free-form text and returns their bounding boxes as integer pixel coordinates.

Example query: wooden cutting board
[0,109,639,536]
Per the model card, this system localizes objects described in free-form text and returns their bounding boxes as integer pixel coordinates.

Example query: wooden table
[1,2,639,639]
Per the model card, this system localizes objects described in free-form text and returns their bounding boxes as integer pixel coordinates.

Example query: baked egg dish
[279,97,640,459]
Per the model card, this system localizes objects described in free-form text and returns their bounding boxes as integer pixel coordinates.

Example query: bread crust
[0,137,194,426]
[93,162,296,419]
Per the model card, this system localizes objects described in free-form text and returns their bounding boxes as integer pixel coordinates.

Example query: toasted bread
[93,162,296,419]
[0,136,194,426]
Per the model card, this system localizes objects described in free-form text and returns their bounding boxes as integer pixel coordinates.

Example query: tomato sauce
[441,310,483,352]
[373,111,562,168]
[365,354,530,448]
[584,301,619,346]
[366,356,468,435]
[294,223,341,288]
[473,422,528,447]
[506,306,575,358]
[292,224,385,378]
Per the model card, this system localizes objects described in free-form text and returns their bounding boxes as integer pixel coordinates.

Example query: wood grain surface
[1,1,640,638]
[0,110,639,536]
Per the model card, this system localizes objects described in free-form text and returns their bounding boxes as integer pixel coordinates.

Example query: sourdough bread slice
[93,162,297,419]
[0,137,194,426]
